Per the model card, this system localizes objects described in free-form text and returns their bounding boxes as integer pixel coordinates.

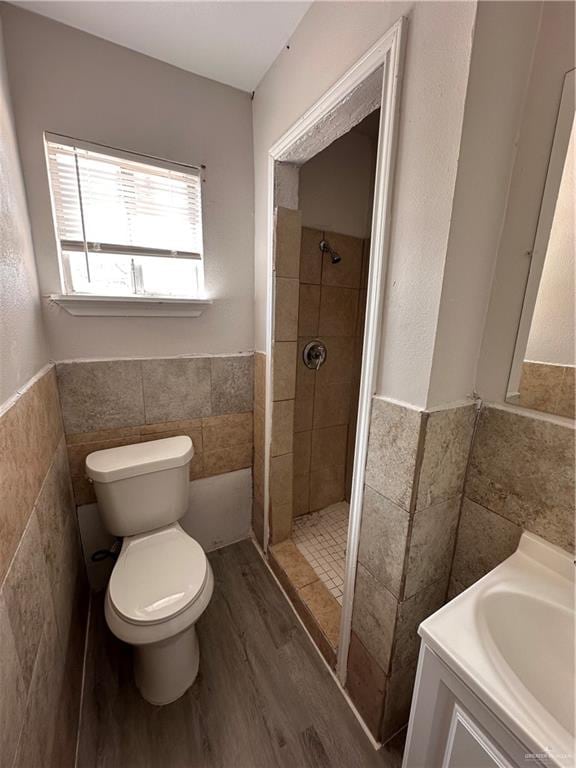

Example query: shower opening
[268,108,380,667]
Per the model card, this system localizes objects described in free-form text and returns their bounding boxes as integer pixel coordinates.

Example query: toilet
[85,435,213,706]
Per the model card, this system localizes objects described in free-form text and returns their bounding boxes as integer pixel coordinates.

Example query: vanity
[402,533,574,768]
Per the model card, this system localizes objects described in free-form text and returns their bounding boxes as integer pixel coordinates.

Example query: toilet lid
[109,526,208,625]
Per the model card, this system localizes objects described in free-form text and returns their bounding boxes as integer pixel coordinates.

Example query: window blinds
[46,137,203,260]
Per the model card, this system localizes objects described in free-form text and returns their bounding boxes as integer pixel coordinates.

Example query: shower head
[319,239,341,264]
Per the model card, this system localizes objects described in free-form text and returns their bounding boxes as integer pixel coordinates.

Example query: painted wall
[253,1,478,408]
[526,124,575,366]
[426,1,545,407]
[0,16,48,405]
[299,128,377,239]
[0,5,254,362]
[477,1,575,401]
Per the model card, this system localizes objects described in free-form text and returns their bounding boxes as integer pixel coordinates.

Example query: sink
[479,590,574,736]
[419,531,575,767]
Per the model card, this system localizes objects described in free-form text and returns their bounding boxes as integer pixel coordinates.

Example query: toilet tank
[85,436,193,537]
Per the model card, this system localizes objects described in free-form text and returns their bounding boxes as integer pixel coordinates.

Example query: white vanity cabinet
[402,645,544,768]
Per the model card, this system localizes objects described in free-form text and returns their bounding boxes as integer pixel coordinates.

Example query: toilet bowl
[86,436,213,705]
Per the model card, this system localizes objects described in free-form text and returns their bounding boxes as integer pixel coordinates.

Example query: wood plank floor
[77,539,404,768]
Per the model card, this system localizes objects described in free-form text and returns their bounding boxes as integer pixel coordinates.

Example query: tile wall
[517,361,575,419]
[0,367,87,767]
[347,398,477,741]
[294,228,369,517]
[348,395,575,743]
[56,355,254,507]
[253,351,266,547]
[269,207,301,543]
[450,404,575,594]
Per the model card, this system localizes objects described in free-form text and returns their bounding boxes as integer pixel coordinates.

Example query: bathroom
[0,2,573,767]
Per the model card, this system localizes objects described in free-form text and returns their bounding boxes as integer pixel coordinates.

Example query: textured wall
[0,17,48,406]
[1,4,254,361]
[253,1,477,408]
[0,368,87,766]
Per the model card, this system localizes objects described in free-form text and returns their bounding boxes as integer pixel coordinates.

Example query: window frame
[44,132,207,303]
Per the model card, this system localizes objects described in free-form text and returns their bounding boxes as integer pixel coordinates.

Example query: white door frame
[264,17,406,685]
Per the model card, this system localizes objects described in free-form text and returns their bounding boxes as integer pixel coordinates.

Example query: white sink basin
[480,589,574,736]
[420,532,575,767]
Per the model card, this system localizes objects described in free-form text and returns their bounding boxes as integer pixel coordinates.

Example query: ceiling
[14,1,312,91]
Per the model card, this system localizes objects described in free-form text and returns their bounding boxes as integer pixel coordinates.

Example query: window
[45,135,204,299]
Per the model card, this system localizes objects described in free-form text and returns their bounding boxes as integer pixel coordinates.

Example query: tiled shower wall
[0,367,87,767]
[294,227,368,516]
[56,355,254,507]
[347,396,575,742]
[517,361,575,419]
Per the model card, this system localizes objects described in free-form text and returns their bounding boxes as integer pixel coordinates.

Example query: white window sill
[48,294,213,317]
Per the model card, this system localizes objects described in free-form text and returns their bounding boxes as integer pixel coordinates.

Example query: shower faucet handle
[303,340,327,370]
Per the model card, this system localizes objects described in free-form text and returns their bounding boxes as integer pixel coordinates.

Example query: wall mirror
[507,69,575,419]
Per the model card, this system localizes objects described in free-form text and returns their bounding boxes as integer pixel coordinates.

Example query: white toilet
[85,435,214,706]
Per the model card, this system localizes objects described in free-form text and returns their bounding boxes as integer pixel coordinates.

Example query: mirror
[507,70,575,419]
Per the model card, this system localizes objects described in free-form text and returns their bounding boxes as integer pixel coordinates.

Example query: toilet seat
[109,524,208,626]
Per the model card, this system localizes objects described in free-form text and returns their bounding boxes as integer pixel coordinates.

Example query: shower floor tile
[292,501,349,604]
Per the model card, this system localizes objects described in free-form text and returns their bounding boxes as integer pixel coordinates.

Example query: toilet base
[133,623,200,705]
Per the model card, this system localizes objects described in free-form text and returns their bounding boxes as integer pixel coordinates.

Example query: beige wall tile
[57,360,145,433]
[557,366,575,419]
[210,356,254,416]
[252,499,264,548]
[202,412,253,451]
[358,486,410,599]
[346,632,386,739]
[298,284,321,336]
[299,226,322,284]
[271,400,294,457]
[141,424,203,455]
[270,453,293,507]
[313,379,352,428]
[365,398,422,512]
[293,474,310,516]
[404,497,461,599]
[2,513,54,689]
[380,663,417,742]
[142,357,210,423]
[416,404,476,510]
[13,613,62,768]
[189,452,205,481]
[450,498,522,594]
[298,580,341,649]
[315,336,355,384]
[352,563,398,674]
[309,464,345,512]
[321,231,363,289]
[0,594,27,766]
[466,406,574,551]
[203,443,252,477]
[0,368,63,585]
[269,502,292,544]
[269,540,317,589]
[274,277,299,342]
[253,449,265,507]
[253,406,265,458]
[293,430,311,477]
[294,396,314,434]
[310,424,347,472]
[273,342,297,401]
[66,425,141,445]
[318,286,358,337]
[141,418,202,436]
[254,352,266,408]
[392,577,447,674]
[275,207,302,279]
[518,361,572,418]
